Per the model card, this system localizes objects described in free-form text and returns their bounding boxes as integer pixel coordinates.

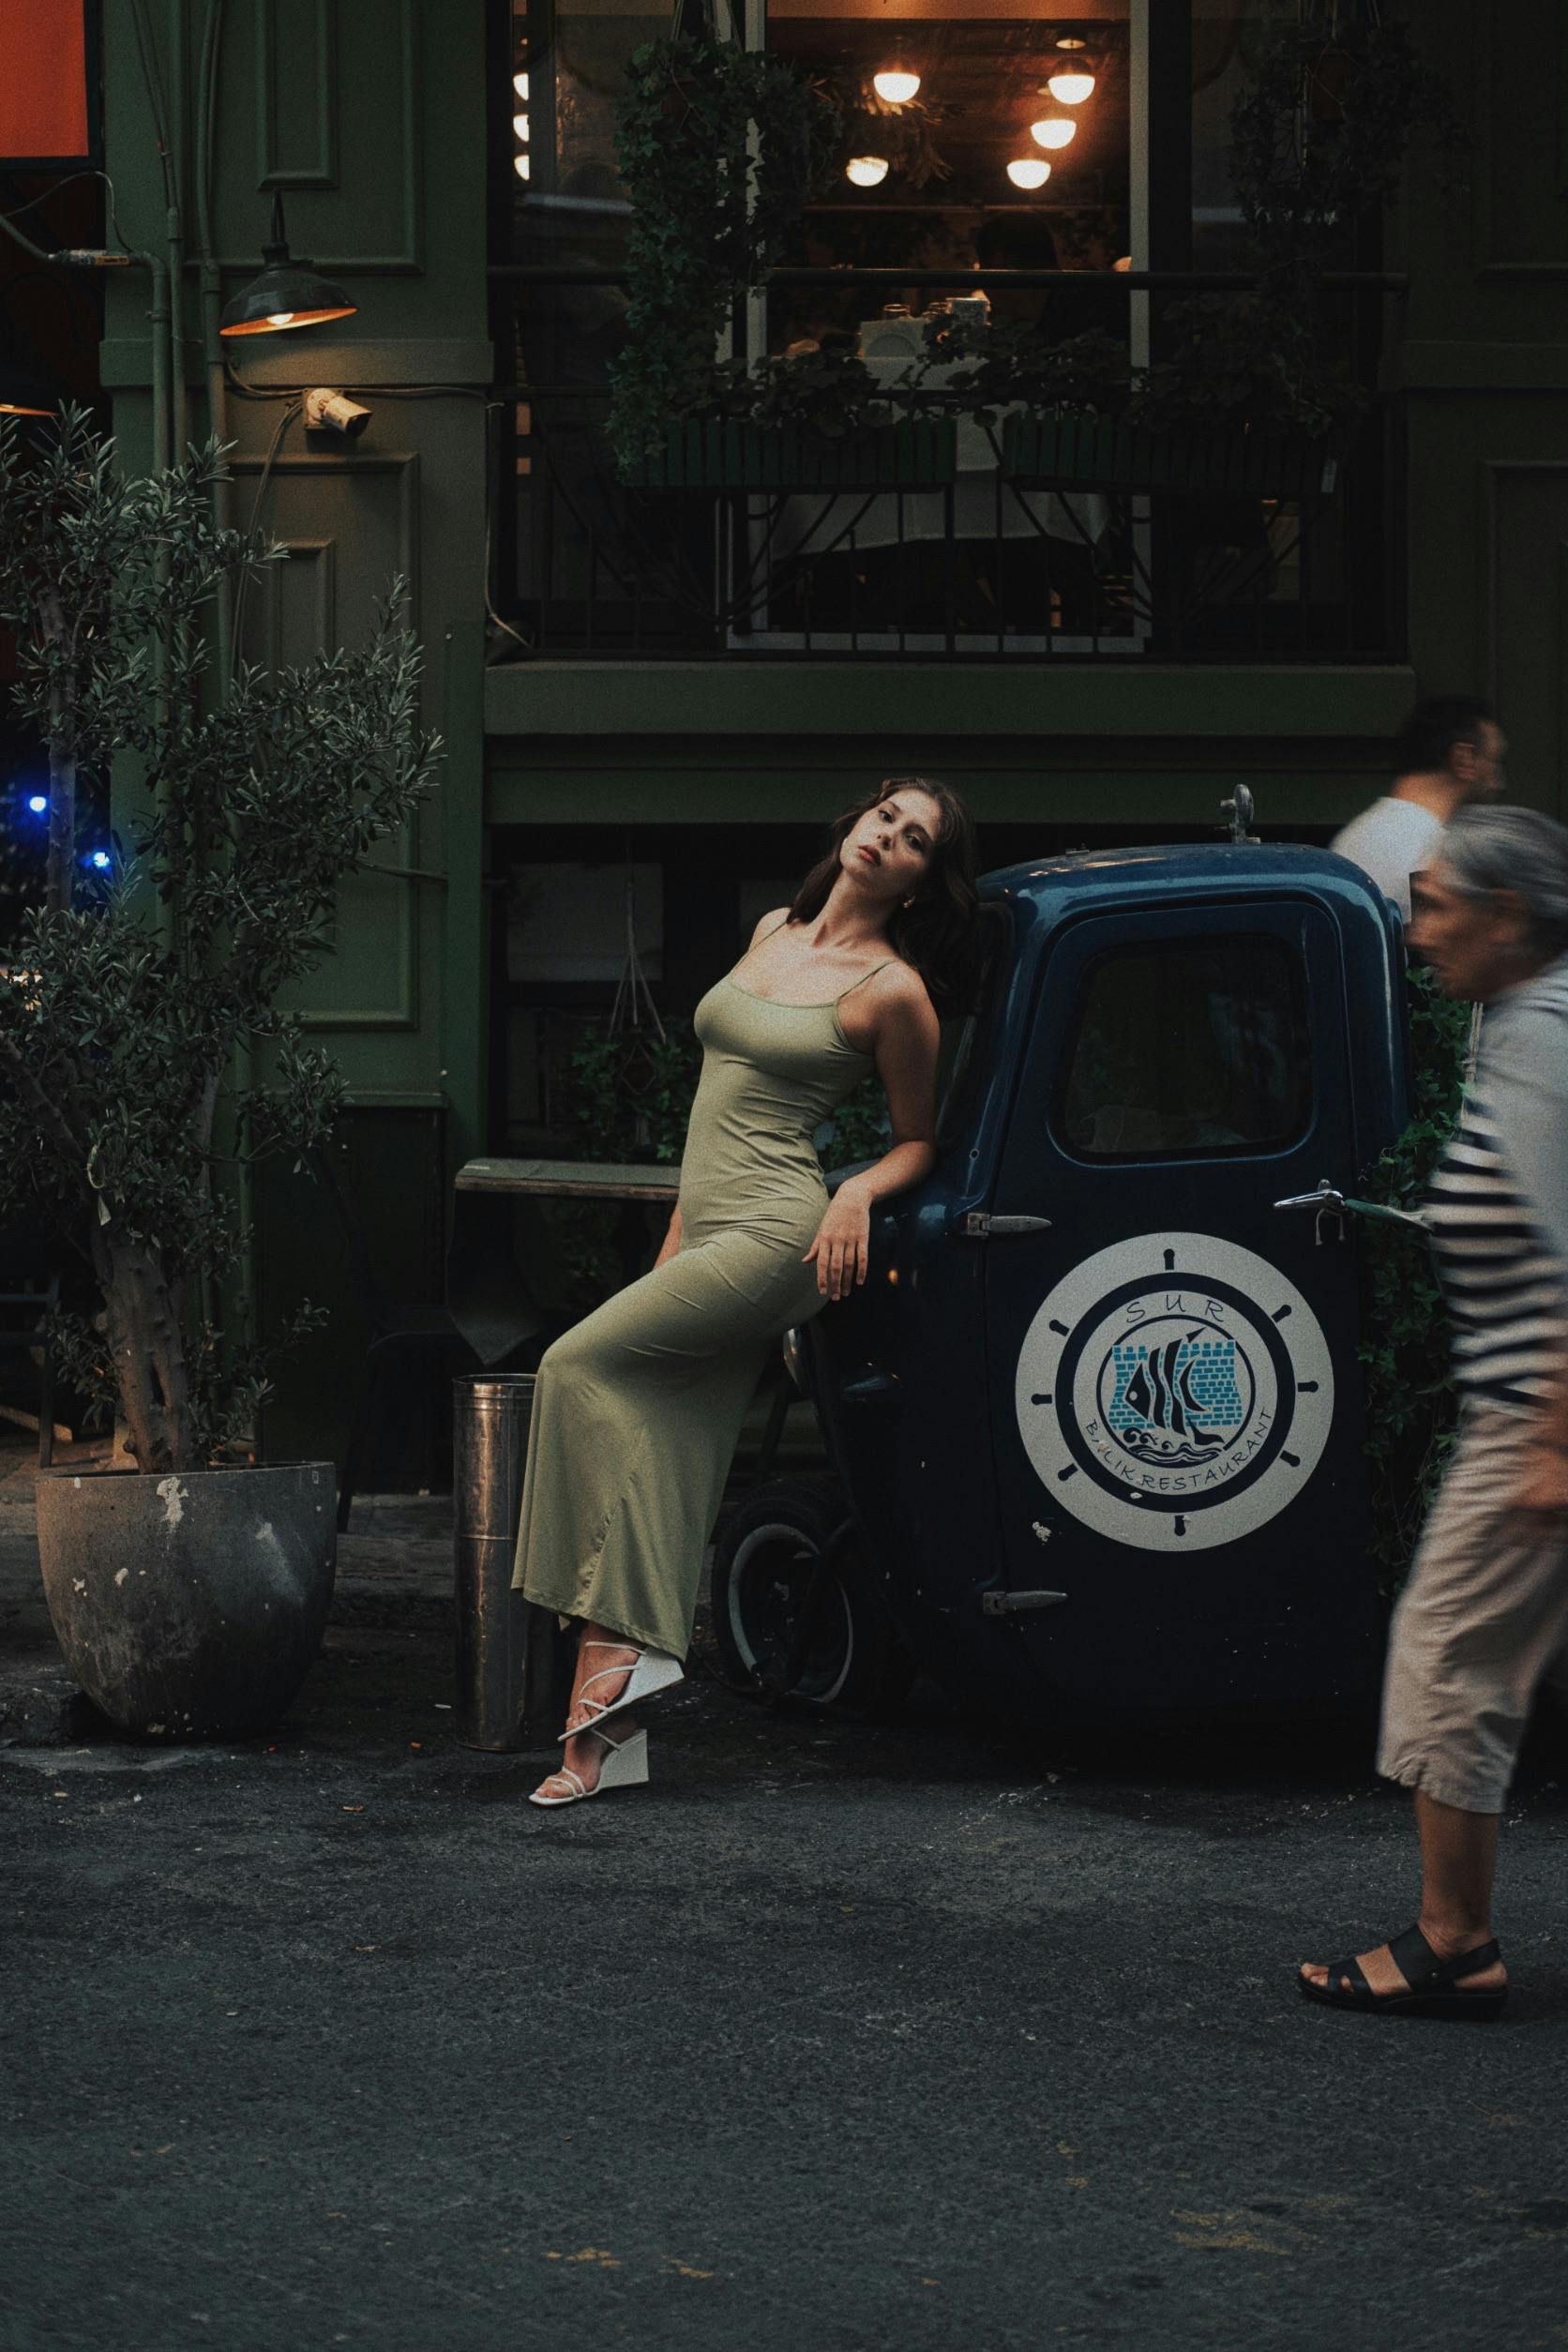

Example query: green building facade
[90,0,1568,1467]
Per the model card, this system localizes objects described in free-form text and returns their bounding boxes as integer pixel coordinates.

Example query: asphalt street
[5,1596,1568,2352]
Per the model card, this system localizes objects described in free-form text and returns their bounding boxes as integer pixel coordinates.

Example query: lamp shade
[1006,157,1050,190]
[872,68,921,104]
[846,155,890,187]
[219,192,356,338]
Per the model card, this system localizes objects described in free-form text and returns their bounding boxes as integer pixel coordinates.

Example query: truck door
[983,899,1377,1713]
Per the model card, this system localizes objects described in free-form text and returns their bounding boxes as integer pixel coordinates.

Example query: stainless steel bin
[452,1374,570,1750]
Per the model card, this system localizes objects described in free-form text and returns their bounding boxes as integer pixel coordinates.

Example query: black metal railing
[488,268,1406,665]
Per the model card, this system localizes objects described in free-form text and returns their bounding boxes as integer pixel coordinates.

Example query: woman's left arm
[805,978,942,1302]
[1488,999,1568,1517]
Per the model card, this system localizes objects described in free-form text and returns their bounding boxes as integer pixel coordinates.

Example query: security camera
[304,386,371,438]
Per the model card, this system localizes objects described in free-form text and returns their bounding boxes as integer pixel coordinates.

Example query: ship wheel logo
[1013,1232,1334,1553]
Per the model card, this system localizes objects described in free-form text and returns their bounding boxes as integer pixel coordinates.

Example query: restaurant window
[759,5,1134,359]
[493,5,1390,661]
[500,0,1143,457]
[1057,935,1311,1161]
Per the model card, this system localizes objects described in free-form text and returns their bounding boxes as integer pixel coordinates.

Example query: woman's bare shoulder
[750,904,793,945]
[870,958,939,1023]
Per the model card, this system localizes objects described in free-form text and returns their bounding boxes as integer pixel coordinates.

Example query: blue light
[26,793,47,815]
[90,851,112,871]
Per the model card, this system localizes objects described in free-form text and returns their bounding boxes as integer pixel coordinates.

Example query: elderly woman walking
[1301,805,1568,2020]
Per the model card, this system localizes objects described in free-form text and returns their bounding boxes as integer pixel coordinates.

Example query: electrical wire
[228,399,300,669]
[0,167,124,237]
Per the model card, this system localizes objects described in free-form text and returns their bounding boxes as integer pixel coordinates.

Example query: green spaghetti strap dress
[512,959,887,1661]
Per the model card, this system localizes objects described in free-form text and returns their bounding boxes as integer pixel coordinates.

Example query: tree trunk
[91,1231,195,1474]
[39,589,76,916]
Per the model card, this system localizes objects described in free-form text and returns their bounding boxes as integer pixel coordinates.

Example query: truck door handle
[1274,1178,1427,1236]
[953,1212,1052,1239]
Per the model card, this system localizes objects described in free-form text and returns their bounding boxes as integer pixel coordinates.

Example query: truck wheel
[711,1474,914,1718]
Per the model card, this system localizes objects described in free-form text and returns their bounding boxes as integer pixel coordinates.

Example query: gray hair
[1436,805,1568,957]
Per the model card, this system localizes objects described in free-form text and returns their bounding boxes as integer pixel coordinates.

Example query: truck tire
[711,1474,915,1719]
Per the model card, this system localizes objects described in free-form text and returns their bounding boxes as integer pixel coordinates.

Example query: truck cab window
[1058,934,1311,1161]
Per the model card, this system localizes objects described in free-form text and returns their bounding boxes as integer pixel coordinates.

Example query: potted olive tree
[0,411,440,1738]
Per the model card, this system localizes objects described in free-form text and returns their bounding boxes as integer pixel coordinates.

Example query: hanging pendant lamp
[219,192,357,339]
[1048,35,1096,105]
[873,66,921,104]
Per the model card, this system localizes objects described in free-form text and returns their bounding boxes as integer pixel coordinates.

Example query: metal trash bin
[452,1374,571,1750]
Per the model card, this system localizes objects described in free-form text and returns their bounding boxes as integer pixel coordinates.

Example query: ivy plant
[1229,8,1460,291]
[1355,967,1470,1589]
[0,412,441,1473]
[1153,7,1462,442]
[607,36,841,464]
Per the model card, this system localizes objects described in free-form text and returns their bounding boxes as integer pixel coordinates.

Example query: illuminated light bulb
[513,70,530,99]
[845,155,890,188]
[1031,115,1076,150]
[872,68,921,104]
[1006,157,1050,190]
[90,851,111,870]
[514,153,531,180]
[265,311,296,327]
[1047,70,1095,104]
[26,794,47,814]
[513,113,530,141]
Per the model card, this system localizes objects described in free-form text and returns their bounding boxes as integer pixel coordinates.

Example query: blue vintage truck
[712,822,1412,1726]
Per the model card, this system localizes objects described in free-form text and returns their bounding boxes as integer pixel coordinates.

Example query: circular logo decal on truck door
[1013,1231,1334,1553]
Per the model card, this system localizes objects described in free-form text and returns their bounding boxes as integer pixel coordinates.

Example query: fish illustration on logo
[1108,1331,1244,1467]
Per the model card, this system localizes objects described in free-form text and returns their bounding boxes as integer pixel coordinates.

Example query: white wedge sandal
[528,1724,649,1808]
[559,1639,683,1741]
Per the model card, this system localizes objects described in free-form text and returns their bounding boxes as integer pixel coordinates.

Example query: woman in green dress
[518,778,979,1805]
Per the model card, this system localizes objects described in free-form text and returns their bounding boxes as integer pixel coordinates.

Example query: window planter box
[621,417,958,492]
[1001,413,1341,500]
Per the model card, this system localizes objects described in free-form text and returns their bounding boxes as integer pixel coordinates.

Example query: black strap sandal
[1298,1922,1506,2021]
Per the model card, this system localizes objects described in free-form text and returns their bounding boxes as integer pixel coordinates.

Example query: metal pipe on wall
[194,0,233,682]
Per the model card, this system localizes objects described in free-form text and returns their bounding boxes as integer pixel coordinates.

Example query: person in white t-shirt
[1331,697,1507,921]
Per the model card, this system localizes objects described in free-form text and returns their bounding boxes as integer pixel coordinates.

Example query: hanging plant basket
[622,418,958,493]
[1001,413,1343,500]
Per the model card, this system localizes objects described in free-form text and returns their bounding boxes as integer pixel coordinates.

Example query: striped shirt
[1425,956,1568,1414]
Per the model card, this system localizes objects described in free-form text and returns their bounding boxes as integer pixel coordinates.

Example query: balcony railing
[489,268,1405,665]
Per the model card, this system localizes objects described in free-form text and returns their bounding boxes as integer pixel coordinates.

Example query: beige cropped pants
[1379,1403,1568,1814]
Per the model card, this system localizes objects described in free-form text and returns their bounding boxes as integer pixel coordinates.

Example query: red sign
[0,0,90,164]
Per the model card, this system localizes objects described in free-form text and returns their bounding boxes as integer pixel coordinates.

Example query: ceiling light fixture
[1047,67,1096,104]
[872,68,921,105]
[846,155,891,188]
[1031,115,1077,150]
[1006,157,1051,190]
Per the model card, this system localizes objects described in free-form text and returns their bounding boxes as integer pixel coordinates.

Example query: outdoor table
[446,1155,680,1366]
[454,1156,680,1203]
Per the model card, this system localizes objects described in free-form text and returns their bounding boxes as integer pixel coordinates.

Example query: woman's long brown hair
[786,777,981,1009]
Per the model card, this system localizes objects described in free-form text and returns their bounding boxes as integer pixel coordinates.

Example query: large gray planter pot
[36,1461,337,1740]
